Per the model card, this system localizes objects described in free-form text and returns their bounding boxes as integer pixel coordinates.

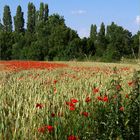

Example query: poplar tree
[14,5,24,33]
[90,24,97,41]
[3,5,12,32]
[39,2,44,21]
[98,22,105,39]
[27,2,36,33]
[44,4,49,22]
[96,22,107,56]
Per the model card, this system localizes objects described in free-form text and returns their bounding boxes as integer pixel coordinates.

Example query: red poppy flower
[71,99,78,103]
[103,96,108,102]
[97,96,102,101]
[69,106,75,111]
[93,87,99,93]
[85,97,91,102]
[53,80,57,84]
[36,103,43,109]
[82,112,89,117]
[45,125,54,132]
[66,102,75,107]
[119,106,124,111]
[51,113,55,117]
[68,135,77,140]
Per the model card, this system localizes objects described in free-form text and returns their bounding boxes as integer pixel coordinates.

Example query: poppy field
[0,61,139,140]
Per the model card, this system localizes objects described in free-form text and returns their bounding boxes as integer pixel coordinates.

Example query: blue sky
[0,0,140,37]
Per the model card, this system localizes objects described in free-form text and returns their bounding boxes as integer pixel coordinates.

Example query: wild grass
[0,62,139,140]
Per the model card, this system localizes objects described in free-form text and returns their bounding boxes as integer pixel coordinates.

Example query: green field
[0,61,139,140]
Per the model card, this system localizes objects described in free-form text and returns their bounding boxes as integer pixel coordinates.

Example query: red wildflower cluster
[38,125,54,133]
[36,103,43,109]
[93,87,99,94]
[97,96,108,102]
[70,107,75,111]
[66,101,75,111]
[81,112,89,117]
[103,96,108,102]
[0,61,68,71]
[71,99,78,103]
[85,97,91,103]
[51,113,55,117]
[46,125,54,132]
[66,102,75,107]
[97,96,102,101]
[66,98,78,111]
[53,80,58,84]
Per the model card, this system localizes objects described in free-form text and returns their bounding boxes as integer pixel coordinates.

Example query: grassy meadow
[0,61,139,140]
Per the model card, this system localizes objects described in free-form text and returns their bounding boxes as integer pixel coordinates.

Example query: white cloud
[135,15,140,25]
[71,10,86,15]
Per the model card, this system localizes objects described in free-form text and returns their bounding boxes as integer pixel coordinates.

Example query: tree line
[0,2,139,61]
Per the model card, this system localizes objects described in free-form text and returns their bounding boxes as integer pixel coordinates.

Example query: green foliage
[90,24,97,41]
[14,5,24,33]
[0,3,139,61]
[102,44,121,62]
[65,38,82,60]
[39,3,44,21]
[132,31,140,58]
[96,22,107,57]
[3,5,12,32]
[12,33,25,59]
[86,38,95,55]
[127,70,140,139]
[27,3,36,33]
[103,22,132,61]
[44,4,49,22]
[0,32,14,60]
